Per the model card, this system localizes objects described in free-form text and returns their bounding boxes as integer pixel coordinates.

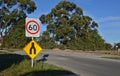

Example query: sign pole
[31,59,34,68]
[31,37,34,68]
[24,18,42,68]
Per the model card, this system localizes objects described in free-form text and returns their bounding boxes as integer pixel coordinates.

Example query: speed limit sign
[26,18,40,37]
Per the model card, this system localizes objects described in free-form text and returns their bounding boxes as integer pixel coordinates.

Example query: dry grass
[95,51,120,56]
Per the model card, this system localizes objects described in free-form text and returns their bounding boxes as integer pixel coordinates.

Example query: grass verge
[0,51,76,76]
[102,57,120,60]
[0,51,6,54]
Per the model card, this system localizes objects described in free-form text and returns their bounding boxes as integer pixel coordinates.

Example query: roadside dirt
[44,49,120,59]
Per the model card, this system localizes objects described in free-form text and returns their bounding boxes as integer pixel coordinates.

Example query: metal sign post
[31,59,34,68]
[23,18,42,68]
[31,37,34,68]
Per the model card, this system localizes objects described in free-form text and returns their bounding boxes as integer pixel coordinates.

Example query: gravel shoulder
[41,49,120,62]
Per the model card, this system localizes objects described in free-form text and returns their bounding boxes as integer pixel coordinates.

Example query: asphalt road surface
[13,50,120,76]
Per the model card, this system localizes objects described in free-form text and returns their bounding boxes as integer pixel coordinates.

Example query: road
[13,50,120,76]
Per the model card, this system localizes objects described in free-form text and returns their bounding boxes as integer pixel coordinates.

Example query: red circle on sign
[26,20,40,34]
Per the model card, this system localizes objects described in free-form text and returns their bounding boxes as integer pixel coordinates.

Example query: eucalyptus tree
[0,0,36,37]
[0,0,36,48]
[40,1,105,50]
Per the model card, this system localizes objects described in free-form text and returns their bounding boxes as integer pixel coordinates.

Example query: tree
[0,0,36,48]
[3,19,31,48]
[38,31,55,49]
[0,0,36,37]
[104,43,112,50]
[113,43,120,50]
[40,1,105,50]
[116,43,120,48]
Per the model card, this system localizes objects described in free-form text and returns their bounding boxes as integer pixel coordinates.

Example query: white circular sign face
[26,20,40,34]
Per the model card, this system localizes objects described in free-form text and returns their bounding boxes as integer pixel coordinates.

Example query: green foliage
[2,19,31,48]
[113,43,120,50]
[116,43,120,48]
[38,31,55,49]
[0,0,36,48]
[1,59,74,76]
[104,43,112,50]
[0,0,36,37]
[40,1,106,50]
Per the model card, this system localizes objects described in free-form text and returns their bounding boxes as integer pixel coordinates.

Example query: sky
[28,0,120,45]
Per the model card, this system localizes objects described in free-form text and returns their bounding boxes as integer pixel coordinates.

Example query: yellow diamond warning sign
[23,40,42,59]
